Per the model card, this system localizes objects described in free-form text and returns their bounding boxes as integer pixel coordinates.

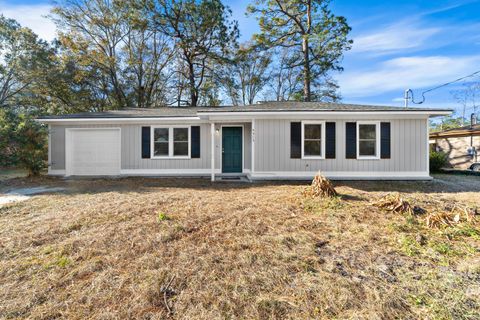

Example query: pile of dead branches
[373,193,478,229]
[372,193,414,215]
[426,205,478,228]
[303,172,338,198]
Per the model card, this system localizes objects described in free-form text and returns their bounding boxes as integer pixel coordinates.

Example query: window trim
[301,120,326,159]
[356,121,380,160]
[151,125,191,159]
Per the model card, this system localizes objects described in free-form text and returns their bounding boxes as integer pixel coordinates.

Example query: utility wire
[408,70,480,104]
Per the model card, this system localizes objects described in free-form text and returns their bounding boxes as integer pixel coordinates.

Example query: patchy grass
[0,168,28,181]
[0,176,479,319]
[157,211,171,222]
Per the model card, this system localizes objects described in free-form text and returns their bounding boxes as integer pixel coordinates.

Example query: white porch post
[211,122,215,181]
[251,119,255,174]
[47,124,51,174]
[426,118,430,175]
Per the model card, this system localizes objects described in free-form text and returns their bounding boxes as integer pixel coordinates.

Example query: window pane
[359,140,376,156]
[154,128,169,143]
[304,124,321,139]
[359,124,376,139]
[174,128,188,141]
[174,142,188,156]
[304,141,321,156]
[154,142,169,156]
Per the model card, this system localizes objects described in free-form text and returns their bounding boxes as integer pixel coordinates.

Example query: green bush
[430,151,448,172]
[0,109,47,175]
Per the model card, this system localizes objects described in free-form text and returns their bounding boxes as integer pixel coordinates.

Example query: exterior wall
[49,117,429,179]
[49,122,251,174]
[434,135,480,169]
[253,118,428,177]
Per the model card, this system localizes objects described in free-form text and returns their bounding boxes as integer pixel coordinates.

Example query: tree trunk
[303,0,312,102]
[188,61,198,107]
[302,36,311,102]
[138,85,144,109]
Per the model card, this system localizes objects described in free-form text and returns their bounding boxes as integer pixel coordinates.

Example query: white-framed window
[151,126,191,159]
[301,121,325,159]
[357,121,380,159]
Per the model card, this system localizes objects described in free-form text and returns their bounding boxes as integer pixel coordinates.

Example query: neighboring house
[37,102,450,180]
[430,123,480,170]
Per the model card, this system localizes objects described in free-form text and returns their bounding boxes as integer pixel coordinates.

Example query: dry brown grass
[0,176,479,319]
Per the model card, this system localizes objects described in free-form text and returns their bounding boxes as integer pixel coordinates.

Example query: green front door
[222,127,243,173]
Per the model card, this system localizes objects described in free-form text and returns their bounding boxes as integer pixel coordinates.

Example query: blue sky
[2,0,480,115]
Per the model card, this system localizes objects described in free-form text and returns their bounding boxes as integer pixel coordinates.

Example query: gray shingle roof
[37,102,452,119]
[199,101,451,112]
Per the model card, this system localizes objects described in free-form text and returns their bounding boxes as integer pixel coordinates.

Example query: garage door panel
[67,129,120,176]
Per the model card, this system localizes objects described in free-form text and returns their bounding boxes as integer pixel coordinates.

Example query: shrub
[430,151,448,172]
[0,110,47,175]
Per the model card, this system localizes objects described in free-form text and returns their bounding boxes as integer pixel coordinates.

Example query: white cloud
[338,55,480,98]
[351,21,440,55]
[391,97,405,103]
[1,2,56,42]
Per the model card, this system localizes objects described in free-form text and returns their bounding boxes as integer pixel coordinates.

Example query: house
[429,121,480,170]
[37,102,451,181]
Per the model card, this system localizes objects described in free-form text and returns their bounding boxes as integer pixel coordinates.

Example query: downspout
[471,113,478,162]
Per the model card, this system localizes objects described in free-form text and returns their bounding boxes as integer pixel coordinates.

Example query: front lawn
[0,176,479,319]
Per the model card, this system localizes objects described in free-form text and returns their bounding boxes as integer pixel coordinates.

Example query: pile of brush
[426,205,478,228]
[373,193,478,229]
[303,172,338,198]
[372,193,414,215]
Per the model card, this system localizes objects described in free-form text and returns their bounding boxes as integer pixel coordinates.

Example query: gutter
[198,110,452,117]
[36,110,453,123]
[36,116,204,124]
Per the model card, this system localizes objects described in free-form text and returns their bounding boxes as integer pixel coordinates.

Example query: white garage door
[66,128,121,176]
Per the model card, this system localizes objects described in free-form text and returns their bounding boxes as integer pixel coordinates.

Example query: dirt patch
[0,176,478,319]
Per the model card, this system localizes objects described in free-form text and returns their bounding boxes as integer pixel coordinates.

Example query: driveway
[0,186,66,207]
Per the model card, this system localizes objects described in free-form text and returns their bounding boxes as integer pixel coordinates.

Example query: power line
[406,70,480,106]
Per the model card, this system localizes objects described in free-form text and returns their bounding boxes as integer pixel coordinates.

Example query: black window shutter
[381,122,391,159]
[345,122,357,159]
[325,122,336,159]
[290,122,301,159]
[141,126,151,159]
[191,126,200,158]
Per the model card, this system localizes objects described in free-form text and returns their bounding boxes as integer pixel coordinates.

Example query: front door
[222,126,243,173]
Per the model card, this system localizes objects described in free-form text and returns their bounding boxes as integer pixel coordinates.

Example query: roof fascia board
[37,117,204,124]
[37,110,452,123]
[430,132,480,138]
[201,113,434,121]
[199,111,451,117]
